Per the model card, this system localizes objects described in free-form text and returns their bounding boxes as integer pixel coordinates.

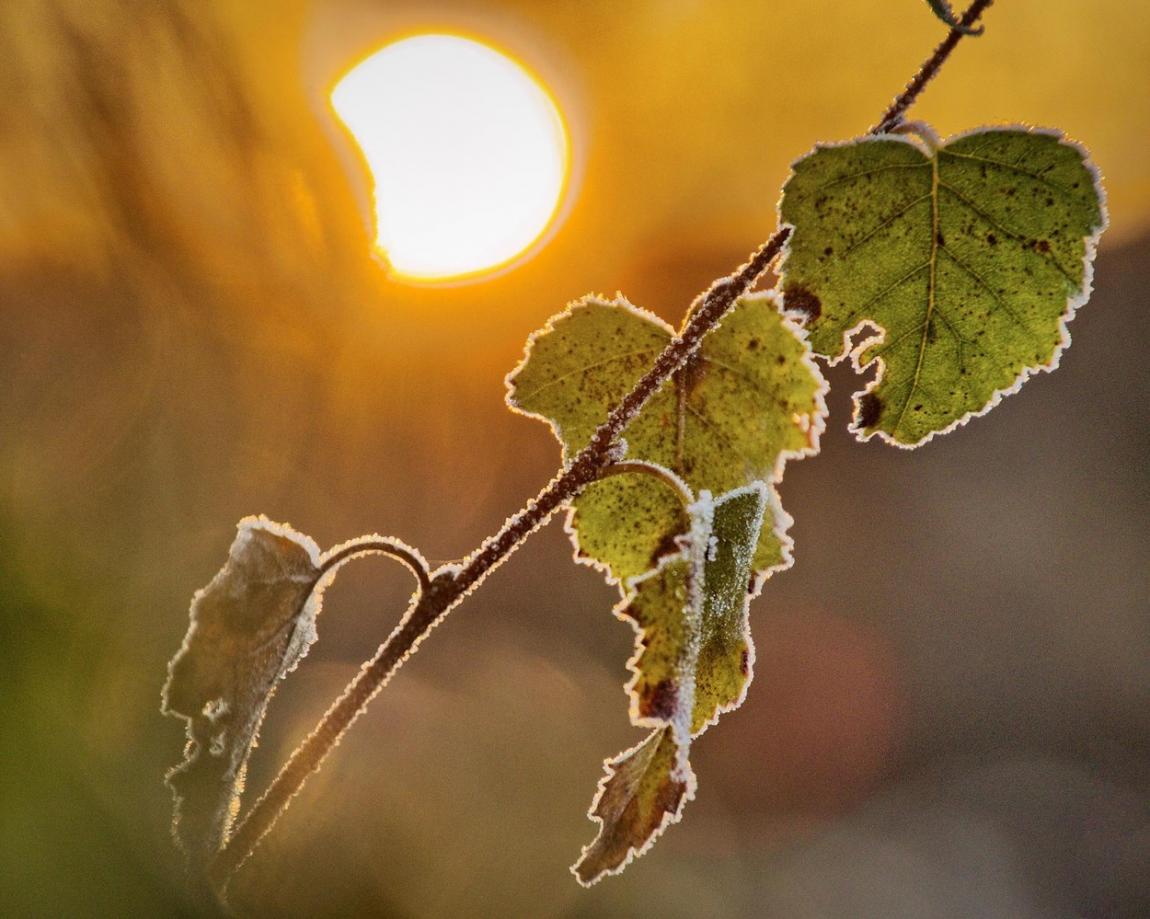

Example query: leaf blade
[574,486,767,883]
[161,517,324,867]
[572,726,693,886]
[508,292,825,583]
[779,127,1106,446]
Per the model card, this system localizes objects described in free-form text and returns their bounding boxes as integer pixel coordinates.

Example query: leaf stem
[210,0,994,888]
[318,537,432,593]
[601,462,695,506]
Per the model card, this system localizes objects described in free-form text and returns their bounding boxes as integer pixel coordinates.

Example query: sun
[331,33,570,283]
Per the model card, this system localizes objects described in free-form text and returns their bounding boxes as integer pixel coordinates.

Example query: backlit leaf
[574,486,766,884]
[161,517,324,867]
[572,727,690,886]
[507,292,825,583]
[691,485,767,734]
[779,126,1106,446]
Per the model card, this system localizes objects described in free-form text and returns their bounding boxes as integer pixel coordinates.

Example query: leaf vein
[843,192,933,257]
[514,347,666,403]
[937,181,1078,286]
[938,149,1074,198]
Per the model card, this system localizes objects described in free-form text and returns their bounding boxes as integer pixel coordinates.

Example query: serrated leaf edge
[571,726,697,887]
[777,124,1109,450]
[503,292,676,464]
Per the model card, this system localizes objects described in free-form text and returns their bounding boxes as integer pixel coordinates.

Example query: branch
[874,0,994,134]
[210,0,995,889]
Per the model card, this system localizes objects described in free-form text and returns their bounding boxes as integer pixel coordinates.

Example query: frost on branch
[506,292,826,585]
[574,486,766,884]
[161,517,325,868]
[779,126,1106,447]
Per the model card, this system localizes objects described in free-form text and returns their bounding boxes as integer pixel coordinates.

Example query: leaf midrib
[893,150,941,437]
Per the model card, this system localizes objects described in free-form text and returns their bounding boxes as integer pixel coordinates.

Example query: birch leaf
[161,517,323,867]
[506,292,824,583]
[691,485,768,734]
[779,126,1106,447]
[574,486,766,884]
[573,727,690,887]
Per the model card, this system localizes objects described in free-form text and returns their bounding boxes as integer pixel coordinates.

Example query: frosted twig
[874,0,994,135]
[210,0,995,889]
[319,537,432,592]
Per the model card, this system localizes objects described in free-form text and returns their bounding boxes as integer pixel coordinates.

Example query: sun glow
[331,34,570,283]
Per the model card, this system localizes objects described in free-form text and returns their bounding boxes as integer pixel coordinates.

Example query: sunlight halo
[331,33,570,283]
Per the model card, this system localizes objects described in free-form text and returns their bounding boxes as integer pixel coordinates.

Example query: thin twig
[319,537,432,593]
[211,0,994,887]
[874,0,994,134]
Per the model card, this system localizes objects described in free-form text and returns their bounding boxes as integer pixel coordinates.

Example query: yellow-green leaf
[507,292,825,582]
[779,126,1106,447]
[575,486,766,884]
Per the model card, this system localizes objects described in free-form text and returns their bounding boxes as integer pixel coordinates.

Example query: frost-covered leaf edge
[776,123,1108,450]
[503,290,827,588]
[161,516,431,861]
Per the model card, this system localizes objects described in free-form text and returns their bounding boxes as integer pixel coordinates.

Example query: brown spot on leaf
[643,679,679,721]
[1036,239,1051,253]
[740,649,750,675]
[857,392,882,429]
[652,771,686,814]
[987,233,998,246]
[783,283,821,323]
[649,531,682,568]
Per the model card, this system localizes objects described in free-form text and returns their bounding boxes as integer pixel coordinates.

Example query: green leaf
[692,486,768,734]
[507,292,825,582]
[779,126,1106,447]
[574,486,766,884]
[162,517,324,867]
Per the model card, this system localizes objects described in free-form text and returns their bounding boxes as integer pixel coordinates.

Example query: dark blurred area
[1,1,1148,916]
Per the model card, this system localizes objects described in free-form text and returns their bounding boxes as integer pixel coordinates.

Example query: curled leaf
[691,485,767,734]
[574,486,766,884]
[162,517,324,868]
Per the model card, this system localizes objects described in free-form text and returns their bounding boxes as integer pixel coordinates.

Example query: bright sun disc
[331,33,569,283]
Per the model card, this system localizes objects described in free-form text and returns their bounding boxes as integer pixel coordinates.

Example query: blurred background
[2,1,1148,916]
